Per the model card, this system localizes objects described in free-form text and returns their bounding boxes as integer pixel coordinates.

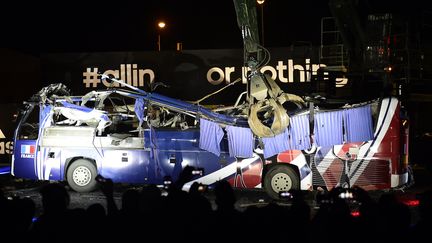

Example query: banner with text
[41,47,348,105]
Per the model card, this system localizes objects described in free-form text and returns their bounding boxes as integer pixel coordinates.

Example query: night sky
[3,0,331,54]
[3,0,431,54]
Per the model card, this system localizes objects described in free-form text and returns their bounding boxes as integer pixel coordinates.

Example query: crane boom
[233,0,305,137]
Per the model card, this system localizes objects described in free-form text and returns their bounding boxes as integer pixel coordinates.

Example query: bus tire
[66,159,98,193]
[263,165,299,199]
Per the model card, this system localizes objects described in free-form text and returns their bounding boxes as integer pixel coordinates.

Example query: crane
[233,0,305,138]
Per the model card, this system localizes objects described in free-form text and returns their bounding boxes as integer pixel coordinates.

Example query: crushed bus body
[11,76,411,199]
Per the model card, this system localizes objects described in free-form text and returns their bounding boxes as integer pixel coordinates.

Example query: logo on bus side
[21,145,35,158]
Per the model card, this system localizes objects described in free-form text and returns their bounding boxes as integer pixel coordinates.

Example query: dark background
[3,0,430,53]
[2,0,431,101]
[1,0,432,166]
[2,0,330,53]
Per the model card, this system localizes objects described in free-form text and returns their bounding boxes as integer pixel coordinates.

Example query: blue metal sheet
[344,105,374,142]
[314,110,344,147]
[12,140,38,179]
[289,114,311,150]
[262,128,291,158]
[199,118,224,156]
[225,125,254,158]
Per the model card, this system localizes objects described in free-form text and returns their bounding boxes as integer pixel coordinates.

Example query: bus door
[12,103,42,179]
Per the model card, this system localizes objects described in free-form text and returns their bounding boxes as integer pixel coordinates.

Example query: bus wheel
[263,165,299,199]
[66,159,97,193]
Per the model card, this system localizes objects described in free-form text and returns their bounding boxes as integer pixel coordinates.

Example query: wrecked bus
[11,77,410,199]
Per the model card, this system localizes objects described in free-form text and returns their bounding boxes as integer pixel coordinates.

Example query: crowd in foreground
[1,166,431,243]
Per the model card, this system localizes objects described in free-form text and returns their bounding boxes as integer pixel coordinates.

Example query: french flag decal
[21,145,35,154]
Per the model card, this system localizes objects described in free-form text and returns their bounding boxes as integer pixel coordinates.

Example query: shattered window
[102,94,140,134]
[18,104,40,140]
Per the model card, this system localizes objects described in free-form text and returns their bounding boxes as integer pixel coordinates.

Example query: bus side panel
[388,104,402,174]
[56,148,151,184]
[12,140,38,179]
[370,101,408,187]
[100,149,151,184]
[347,97,399,189]
[38,147,63,181]
[153,129,201,182]
[170,130,258,190]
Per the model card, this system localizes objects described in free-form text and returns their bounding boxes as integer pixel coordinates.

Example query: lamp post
[257,0,265,46]
[157,21,166,51]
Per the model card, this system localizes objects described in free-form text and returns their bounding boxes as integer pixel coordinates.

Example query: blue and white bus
[11,79,411,199]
